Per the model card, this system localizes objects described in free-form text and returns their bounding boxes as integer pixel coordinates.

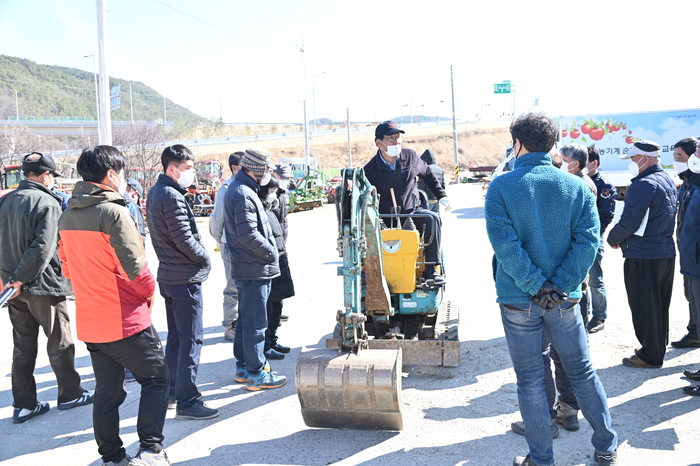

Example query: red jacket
[58,181,155,343]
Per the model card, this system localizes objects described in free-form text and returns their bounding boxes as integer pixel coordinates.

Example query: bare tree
[113,123,165,195]
[0,124,44,163]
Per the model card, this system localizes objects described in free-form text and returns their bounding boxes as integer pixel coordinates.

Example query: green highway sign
[494,83,511,94]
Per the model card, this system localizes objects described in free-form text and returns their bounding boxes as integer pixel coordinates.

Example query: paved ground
[1,183,699,466]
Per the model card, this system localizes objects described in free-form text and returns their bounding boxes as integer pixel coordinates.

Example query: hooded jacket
[607,164,677,259]
[363,147,446,215]
[417,149,445,202]
[58,181,155,343]
[224,170,280,280]
[0,179,71,296]
[147,174,211,285]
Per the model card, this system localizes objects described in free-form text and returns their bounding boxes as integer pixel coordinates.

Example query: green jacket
[0,179,71,296]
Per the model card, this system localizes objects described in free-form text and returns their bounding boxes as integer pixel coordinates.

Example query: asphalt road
[1,183,699,466]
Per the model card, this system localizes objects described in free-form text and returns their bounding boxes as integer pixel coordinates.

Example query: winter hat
[241,147,272,181]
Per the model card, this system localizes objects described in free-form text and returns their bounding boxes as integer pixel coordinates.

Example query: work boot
[554,399,579,431]
[510,419,559,438]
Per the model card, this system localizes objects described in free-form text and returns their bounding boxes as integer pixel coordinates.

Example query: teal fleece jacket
[485,151,600,304]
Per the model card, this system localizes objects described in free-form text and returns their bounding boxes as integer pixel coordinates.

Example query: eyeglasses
[383,135,401,144]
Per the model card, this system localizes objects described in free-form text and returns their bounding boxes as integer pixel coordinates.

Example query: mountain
[0,55,205,123]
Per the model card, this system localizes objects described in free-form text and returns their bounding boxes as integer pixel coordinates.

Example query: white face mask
[688,155,700,174]
[674,161,689,174]
[628,161,640,177]
[118,177,128,196]
[559,162,570,173]
[279,179,289,190]
[260,170,272,186]
[386,144,401,157]
[581,166,589,176]
[176,168,196,188]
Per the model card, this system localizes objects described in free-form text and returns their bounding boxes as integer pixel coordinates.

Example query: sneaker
[124,369,136,382]
[175,399,219,420]
[224,322,236,341]
[12,401,50,424]
[510,419,559,439]
[58,390,94,410]
[423,266,446,285]
[135,448,172,466]
[167,397,176,410]
[682,383,700,396]
[683,368,700,381]
[235,362,270,383]
[103,454,149,466]
[513,454,540,466]
[553,399,579,431]
[246,370,287,391]
[587,318,606,334]
[594,449,618,465]
[280,315,289,322]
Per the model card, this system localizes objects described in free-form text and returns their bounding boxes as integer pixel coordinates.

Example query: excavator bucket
[295,347,403,430]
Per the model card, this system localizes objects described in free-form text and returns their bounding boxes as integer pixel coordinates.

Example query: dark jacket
[589,172,617,234]
[264,198,294,302]
[677,169,700,239]
[272,189,290,241]
[363,148,446,215]
[417,149,445,202]
[224,171,279,280]
[0,179,71,296]
[679,188,700,279]
[147,174,210,285]
[607,164,677,259]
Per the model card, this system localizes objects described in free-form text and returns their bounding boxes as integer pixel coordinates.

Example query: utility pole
[129,83,134,124]
[300,42,310,172]
[451,65,459,184]
[96,0,112,145]
[163,97,167,125]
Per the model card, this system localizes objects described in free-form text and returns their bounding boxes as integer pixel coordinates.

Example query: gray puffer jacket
[224,171,280,280]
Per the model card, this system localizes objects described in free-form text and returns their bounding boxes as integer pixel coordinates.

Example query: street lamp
[10,87,18,121]
[312,72,325,131]
[84,54,100,137]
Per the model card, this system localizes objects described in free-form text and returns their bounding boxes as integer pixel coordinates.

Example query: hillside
[0,55,205,123]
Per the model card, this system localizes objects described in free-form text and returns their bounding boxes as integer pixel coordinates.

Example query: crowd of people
[2,115,700,466]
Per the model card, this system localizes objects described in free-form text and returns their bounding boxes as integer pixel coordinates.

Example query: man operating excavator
[363,121,450,283]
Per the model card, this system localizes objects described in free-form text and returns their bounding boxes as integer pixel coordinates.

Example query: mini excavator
[295,167,459,431]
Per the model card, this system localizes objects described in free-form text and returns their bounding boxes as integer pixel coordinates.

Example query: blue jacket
[147,174,211,285]
[224,171,280,280]
[606,164,677,259]
[485,152,599,304]
[589,172,617,234]
[677,169,700,240]
[680,188,700,278]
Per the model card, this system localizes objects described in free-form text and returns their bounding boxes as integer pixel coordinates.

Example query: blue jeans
[220,243,239,328]
[234,279,271,374]
[500,301,617,466]
[160,282,203,409]
[589,242,607,321]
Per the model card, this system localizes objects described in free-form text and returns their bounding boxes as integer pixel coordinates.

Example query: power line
[152,0,304,65]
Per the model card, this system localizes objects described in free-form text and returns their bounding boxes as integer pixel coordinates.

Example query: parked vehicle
[0,163,22,199]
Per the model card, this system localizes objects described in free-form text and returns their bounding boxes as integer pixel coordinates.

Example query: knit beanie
[241,147,272,181]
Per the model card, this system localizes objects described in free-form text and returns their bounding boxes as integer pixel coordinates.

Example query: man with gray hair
[210,151,244,341]
[607,140,677,368]
[225,147,286,391]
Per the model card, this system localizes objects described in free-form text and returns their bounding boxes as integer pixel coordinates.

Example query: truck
[558,109,698,198]
[186,159,225,216]
[0,163,23,199]
[490,109,699,199]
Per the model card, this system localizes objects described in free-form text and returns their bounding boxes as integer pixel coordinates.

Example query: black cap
[375,121,405,139]
[21,152,62,177]
[126,178,144,198]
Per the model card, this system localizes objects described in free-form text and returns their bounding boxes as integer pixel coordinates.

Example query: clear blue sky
[1,0,698,123]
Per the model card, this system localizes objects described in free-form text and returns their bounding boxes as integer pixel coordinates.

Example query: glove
[439,197,452,212]
[532,281,567,310]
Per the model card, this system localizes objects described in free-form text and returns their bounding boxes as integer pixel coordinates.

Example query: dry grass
[188,121,511,175]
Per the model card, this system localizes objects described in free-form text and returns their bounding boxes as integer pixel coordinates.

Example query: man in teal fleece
[485,113,618,466]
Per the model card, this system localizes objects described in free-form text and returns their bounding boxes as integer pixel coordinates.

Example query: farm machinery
[289,174,326,212]
[0,163,22,199]
[186,159,224,216]
[295,167,459,431]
